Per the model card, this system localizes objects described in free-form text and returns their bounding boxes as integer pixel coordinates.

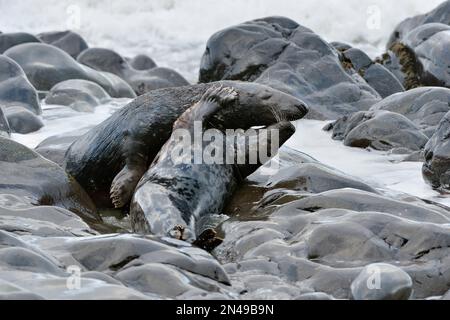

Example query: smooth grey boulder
[387,1,450,48]
[423,111,450,190]
[128,54,157,70]
[341,47,404,98]
[4,106,43,134]
[0,32,40,53]
[199,16,381,120]
[78,48,189,95]
[369,87,450,136]
[38,30,88,59]
[4,43,136,99]
[334,110,429,151]
[0,55,41,115]
[382,18,450,89]
[45,79,112,112]
[351,263,413,300]
[0,136,100,224]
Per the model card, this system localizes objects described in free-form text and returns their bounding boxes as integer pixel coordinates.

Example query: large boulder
[38,30,88,59]
[45,79,112,112]
[369,87,450,137]
[128,54,157,71]
[0,136,99,224]
[3,106,44,134]
[78,48,189,95]
[329,110,428,152]
[0,55,41,115]
[387,1,450,48]
[423,110,450,190]
[338,47,404,98]
[199,16,381,120]
[4,43,136,99]
[0,32,40,54]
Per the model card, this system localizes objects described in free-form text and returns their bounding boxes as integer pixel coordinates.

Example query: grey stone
[4,43,136,99]
[351,263,413,300]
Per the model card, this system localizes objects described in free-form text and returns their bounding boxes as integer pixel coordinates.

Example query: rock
[295,292,335,300]
[0,108,10,137]
[382,19,450,89]
[369,87,450,136]
[0,55,41,115]
[402,23,450,88]
[0,32,40,53]
[4,43,136,99]
[351,263,413,300]
[341,47,404,98]
[0,247,63,275]
[0,202,97,237]
[38,30,88,59]
[128,54,157,70]
[423,111,450,190]
[45,79,112,112]
[4,106,44,134]
[35,129,90,166]
[387,1,450,48]
[199,16,381,120]
[334,110,429,151]
[281,189,450,223]
[115,264,203,298]
[0,136,100,224]
[78,48,189,95]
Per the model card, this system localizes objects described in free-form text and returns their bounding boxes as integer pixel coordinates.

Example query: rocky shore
[1,2,450,300]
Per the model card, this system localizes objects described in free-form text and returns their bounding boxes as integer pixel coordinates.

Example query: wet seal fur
[64,81,308,209]
[129,86,297,249]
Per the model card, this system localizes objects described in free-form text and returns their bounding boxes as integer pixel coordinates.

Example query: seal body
[129,86,297,242]
[64,81,308,208]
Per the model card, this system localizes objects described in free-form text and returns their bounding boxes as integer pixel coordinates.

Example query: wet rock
[116,264,203,298]
[341,47,404,98]
[78,48,189,95]
[0,32,40,53]
[0,247,63,275]
[370,87,450,136]
[199,16,380,120]
[0,204,97,237]
[264,162,378,194]
[128,54,157,70]
[387,1,450,48]
[351,263,413,300]
[295,292,335,300]
[4,106,43,134]
[4,43,136,98]
[45,79,112,112]
[334,110,428,151]
[0,55,41,115]
[423,111,450,190]
[382,20,450,89]
[38,30,88,59]
[35,129,90,166]
[0,136,100,224]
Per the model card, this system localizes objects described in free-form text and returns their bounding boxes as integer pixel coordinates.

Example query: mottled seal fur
[129,86,297,244]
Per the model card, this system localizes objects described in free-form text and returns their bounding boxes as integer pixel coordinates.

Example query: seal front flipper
[110,133,148,209]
